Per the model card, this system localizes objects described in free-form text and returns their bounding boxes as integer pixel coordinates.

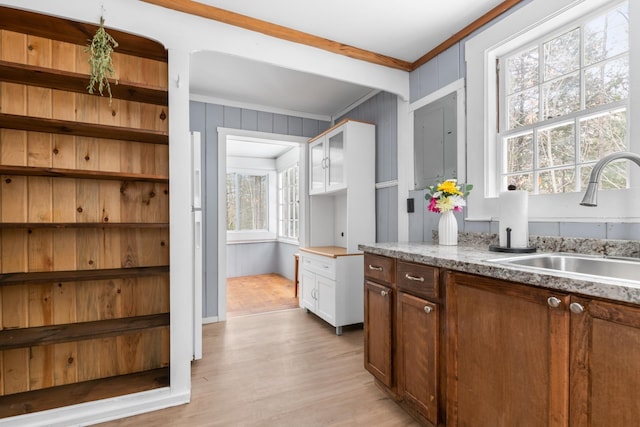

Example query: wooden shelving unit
[0,368,169,419]
[0,113,169,145]
[0,61,168,106]
[0,165,168,183]
[0,223,169,229]
[0,5,171,417]
[0,313,170,350]
[0,266,169,286]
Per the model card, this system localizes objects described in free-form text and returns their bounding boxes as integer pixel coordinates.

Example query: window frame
[465,0,639,221]
[226,167,277,243]
[277,162,300,243]
[496,2,630,196]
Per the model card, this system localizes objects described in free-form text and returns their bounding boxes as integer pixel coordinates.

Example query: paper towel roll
[499,190,529,248]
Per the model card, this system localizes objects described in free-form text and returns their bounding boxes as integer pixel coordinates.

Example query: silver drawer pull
[380,290,389,297]
[368,265,383,271]
[405,273,424,282]
[569,302,585,314]
[547,297,561,308]
[423,306,432,314]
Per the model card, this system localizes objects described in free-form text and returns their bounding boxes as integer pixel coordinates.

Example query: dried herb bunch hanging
[86,16,118,104]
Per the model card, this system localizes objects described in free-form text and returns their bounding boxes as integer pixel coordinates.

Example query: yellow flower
[437,180,462,196]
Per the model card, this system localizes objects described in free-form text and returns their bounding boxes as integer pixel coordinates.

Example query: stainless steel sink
[487,253,640,283]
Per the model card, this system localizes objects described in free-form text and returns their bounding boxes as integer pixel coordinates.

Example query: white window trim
[226,167,277,242]
[466,0,640,221]
[277,161,300,244]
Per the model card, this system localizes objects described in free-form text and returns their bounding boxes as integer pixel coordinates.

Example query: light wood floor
[227,273,300,318]
[97,309,419,426]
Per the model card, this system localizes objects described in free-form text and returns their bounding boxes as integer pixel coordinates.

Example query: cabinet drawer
[364,253,395,284]
[300,253,336,279]
[397,261,439,299]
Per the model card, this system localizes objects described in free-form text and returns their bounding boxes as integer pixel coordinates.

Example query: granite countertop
[359,235,640,305]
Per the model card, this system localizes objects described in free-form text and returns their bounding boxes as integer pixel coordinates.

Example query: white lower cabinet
[299,250,363,335]
[301,270,336,325]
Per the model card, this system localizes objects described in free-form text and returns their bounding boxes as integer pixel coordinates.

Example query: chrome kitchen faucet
[580,151,640,207]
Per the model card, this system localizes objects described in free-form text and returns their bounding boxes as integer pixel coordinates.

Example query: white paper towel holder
[490,185,536,253]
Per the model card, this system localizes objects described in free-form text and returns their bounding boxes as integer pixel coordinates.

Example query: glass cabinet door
[310,139,326,193]
[327,130,345,190]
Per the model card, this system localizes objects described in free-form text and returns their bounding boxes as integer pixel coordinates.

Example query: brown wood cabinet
[364,280,394,387]
[570,296,640,426]
[448,272,640,427]
[363,254,443,426]
[446,272,570,427]
[366,251,640,426]
[397,291,440,425]
[363,254,395,388]
[396,261,443,426]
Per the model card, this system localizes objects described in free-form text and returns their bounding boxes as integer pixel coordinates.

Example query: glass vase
[438,210,458,245]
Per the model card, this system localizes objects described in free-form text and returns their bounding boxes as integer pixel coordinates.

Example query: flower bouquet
[426,179,472,213]
[425,179,472,245]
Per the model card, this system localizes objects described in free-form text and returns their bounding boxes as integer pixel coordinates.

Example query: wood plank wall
[0,7,170,416]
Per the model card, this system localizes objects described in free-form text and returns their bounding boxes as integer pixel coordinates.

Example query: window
[226,171,269,232]
[498,1,629,194]
[226,166,277,242]
[278,163,299,241]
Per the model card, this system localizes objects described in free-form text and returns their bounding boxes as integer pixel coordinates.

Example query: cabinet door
[316,274,336,324]
[300,269,317,312]
[364,280,393,387]
[447,273,570,427]
[326,128,345,192]
[309,138,325,194]
[570,297,640,426]
[397,292,439,425]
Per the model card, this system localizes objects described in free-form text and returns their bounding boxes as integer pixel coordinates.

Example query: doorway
[217,129,309,320]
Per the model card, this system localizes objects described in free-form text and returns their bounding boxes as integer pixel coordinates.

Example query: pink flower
[427,197,440,213]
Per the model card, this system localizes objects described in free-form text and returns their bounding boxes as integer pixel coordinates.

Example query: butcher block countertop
[299,246,363,258]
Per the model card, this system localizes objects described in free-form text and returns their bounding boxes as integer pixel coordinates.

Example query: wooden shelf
[0,6,168,62]
[0,113,169,145]
[0,266,169,286]
[0,368,169,418]
[0,313,169,351]
[0,222,169,229]
[0,61,168,106]
[0,165,168,183]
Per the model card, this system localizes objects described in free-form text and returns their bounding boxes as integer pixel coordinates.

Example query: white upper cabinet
[310,138,326,194]
[307,119,375,253]
[309,126,347,195]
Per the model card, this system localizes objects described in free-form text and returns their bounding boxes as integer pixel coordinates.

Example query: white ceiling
[226,135,298,159]
[190,52,375,119]
[189,0,506,118]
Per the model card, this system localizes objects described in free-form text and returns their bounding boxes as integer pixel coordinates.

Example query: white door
[191,131,203,360]
[300,269,317,311]
[326,129,345,192]
[192,210,203,360]
[309,138,326,194]
[316,275,336,325]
